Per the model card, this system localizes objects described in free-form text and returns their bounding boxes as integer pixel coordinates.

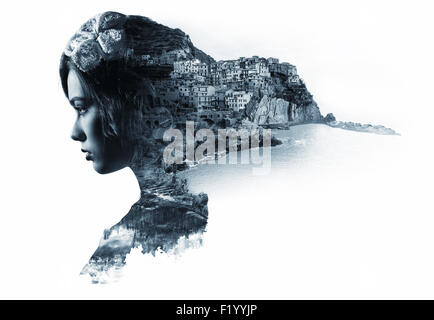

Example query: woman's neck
[130,162,189,198]
[131,164,163,188]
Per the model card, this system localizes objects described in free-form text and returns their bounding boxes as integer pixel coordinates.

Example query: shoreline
[168,119,399,173]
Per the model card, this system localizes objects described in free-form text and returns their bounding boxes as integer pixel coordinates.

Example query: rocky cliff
[245,76,323,126]
[246,95,289,125]
[130,15,323,127]
[125,14,215,64]
[133,15,395,135]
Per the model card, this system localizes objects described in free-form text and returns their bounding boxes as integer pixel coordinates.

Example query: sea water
[173,123,434,297]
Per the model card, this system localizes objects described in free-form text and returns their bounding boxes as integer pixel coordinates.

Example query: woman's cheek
[84,107,106,159]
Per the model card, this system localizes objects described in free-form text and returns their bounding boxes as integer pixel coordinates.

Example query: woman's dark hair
[60,54,170,166]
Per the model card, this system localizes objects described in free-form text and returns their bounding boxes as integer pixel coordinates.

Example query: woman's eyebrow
[69,97,89,106]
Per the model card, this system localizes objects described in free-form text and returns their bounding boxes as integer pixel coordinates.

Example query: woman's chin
[92,161,126,175]
[92,161,111,174]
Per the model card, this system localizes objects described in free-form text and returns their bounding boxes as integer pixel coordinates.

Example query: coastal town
[138,51,303,128]
[133,46,397,135]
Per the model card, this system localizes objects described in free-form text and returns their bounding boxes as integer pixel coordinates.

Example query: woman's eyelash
[76,105,88,115]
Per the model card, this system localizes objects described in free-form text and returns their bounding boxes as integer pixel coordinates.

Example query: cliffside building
[155,54,304,123]
[225,90,252,112]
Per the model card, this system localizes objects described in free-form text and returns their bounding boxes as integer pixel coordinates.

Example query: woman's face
[67,69,130,174]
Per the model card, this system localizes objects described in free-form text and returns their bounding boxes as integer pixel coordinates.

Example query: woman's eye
[76,106,88,115]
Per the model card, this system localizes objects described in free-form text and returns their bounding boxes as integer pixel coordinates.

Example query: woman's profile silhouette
[59,11,208,282]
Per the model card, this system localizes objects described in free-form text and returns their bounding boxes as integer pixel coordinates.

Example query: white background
[0,0,433,298]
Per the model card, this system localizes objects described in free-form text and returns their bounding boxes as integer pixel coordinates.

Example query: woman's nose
[71,120,86,142]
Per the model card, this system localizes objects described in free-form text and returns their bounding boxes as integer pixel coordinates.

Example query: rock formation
[323,114,399,135]
[247,95,289,125]
[112,13,396,135]
[244,74,322,126]
[125,15,215,65]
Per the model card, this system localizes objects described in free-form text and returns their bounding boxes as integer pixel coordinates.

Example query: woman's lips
[81,149,94,161]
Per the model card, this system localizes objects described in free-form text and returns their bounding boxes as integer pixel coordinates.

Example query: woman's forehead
[67,70,85,101]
